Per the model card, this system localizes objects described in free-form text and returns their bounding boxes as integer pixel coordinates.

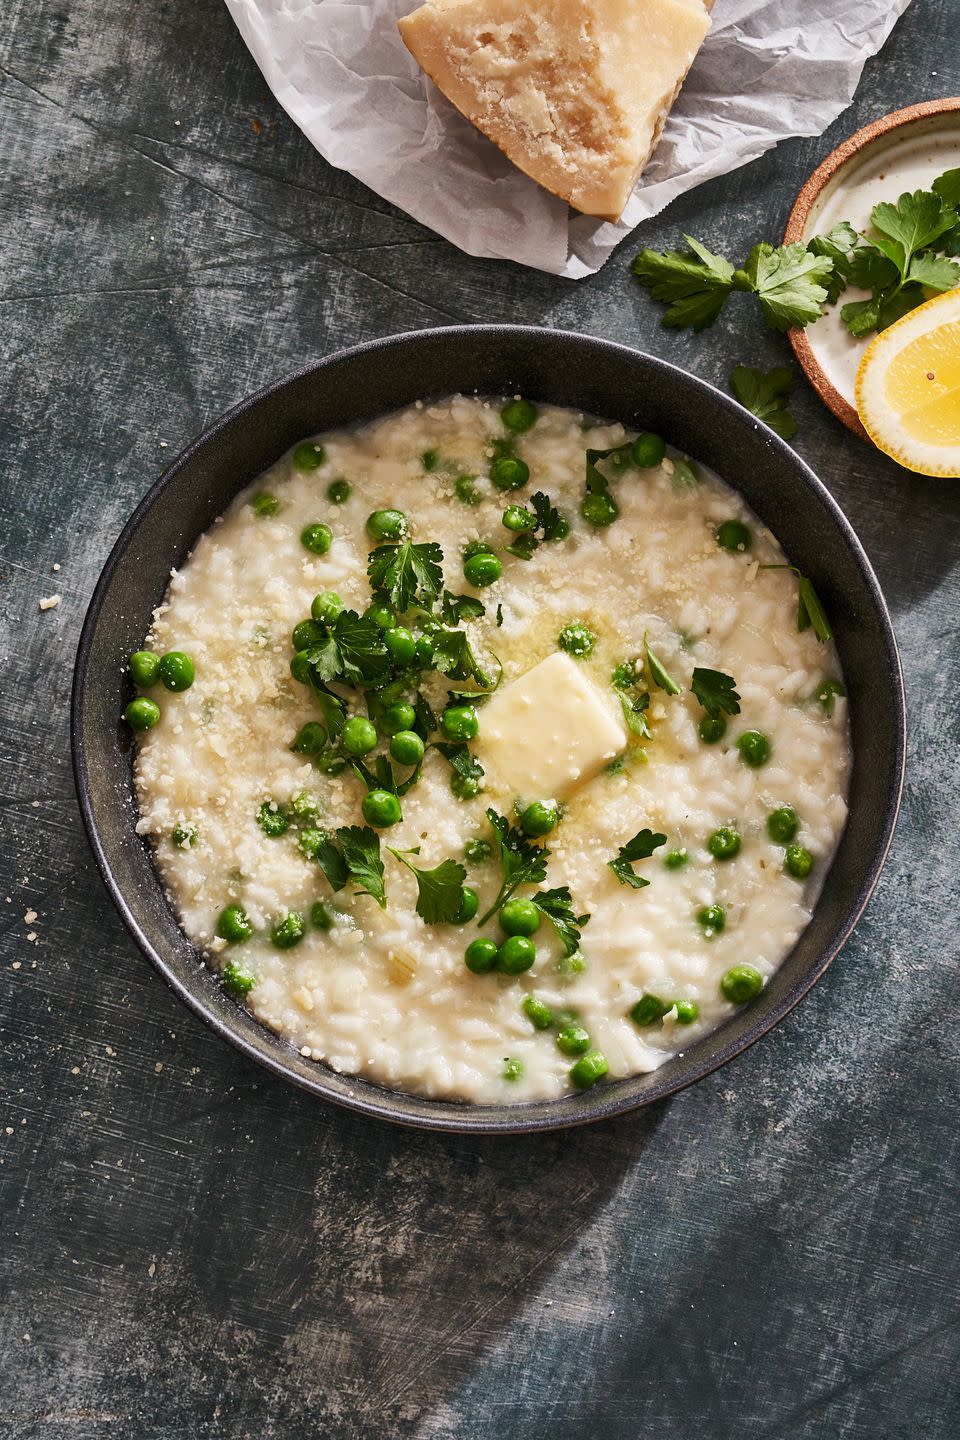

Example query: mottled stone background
[2,1,959,1435]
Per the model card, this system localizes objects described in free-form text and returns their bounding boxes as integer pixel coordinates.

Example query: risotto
[129,396,849,1103]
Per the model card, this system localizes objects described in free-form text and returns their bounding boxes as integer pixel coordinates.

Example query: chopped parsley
[477,808,550,927]
[761,565,833,642]
[367,540,444,614]
[531,886,590,957]
[645,640,680,696]
[503,490,569,560]
[314,825,386,908]
[302,608,392,688]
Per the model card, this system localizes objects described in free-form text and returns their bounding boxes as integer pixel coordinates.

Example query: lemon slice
[855,289,960,477]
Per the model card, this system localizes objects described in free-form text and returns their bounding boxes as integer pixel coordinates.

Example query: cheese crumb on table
[399,0,711,220]
[38,595,61,610]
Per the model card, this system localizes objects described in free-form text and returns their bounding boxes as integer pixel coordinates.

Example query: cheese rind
[398,0,711,221]
[477,652,627,801]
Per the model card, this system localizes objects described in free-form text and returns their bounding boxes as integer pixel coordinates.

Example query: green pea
[708,826,742,861]
[384,627,417,667]
[457,887,479,924]
[580,490,619,527]
[454,474,482,506]
[290,791,319,819]
[327,478,351,504]
[366,509,408,541]
[420,449,439,472]
[522,994,553,1030]
[502,504,536,532]
[631,432,666,468]
[556,1021,590,1056]
[290,721,327,756]
[342,716,378,756]
[766,806,799,844]
[663,848,688,870]
[720,965,763,1004]
[815,678,845,714]
[293,440,326,471]
[611,659,642,689]
[383,703,416,735]
[557,622,596,658]
[389,730,424,767]
[465,937,499,974]
[158,651,195,692]
[697,903,726,935]
[311,590,344,625]
[365,601,397,632]
[216,905,253,944]
[414,635,435,668]
[716,520,752,553]
[271,911,306,950]
[502,1057,525,1082]
[129,650,160,687]
[556,951,587,977]
[674,999,699,1024]
[464,838,492,865]
[250,491,280,517]
[520,800,559,838]
[629,994,669,1026]
[499,898,540,937]
[497,935,536,975]
[171,821,197,849]
[310,901,334,931]
[300,523,333,555]
[784,844,813,879]
[463,551,502,588]
[698,715,727,744]
[124,697,160,731]
[362,789,402,829]
[451,773,482,801]
[314,752,347,777]
[291,619,326,652]
[440,704,478,741]
[290,651,313,685]
[501,398,537,434]
[222,959,256,996]
[737,730,771,768]
[489,455,529,491]
[257,802,290,838]
[569,1051,608,1089]
[298,828,325,860]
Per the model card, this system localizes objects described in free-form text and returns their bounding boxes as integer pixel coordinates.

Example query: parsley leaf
[690,667,741,719]
[761,565,833,642]
[367,540,444,614]
[608,828,667,888]
[808,222,859,302]
[389,850,467,924]
[631,236,736,331]
[618,691,651,739]
[933,168,960,210]
[478,808,550,926]
[440,590,485,625]
[738,242,833,331]
[870,190,958,276]
[729,365,797,441]
[304,610,391,687]
[435,742,484,787]
[432,628,500,691]
[907,252,960,291]
[645,639,680,696]
[532,886,590,957]
[315,826,386,907]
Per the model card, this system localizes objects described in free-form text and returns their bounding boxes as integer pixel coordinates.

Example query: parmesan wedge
[398,0,711,221]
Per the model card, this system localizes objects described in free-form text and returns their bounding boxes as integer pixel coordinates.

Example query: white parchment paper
[223,0,914,278]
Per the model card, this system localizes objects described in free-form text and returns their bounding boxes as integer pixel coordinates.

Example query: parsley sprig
[531,886,590,957]
[690,668,741,720]
[476,808,549,926]
[367,540,444,614]
[303,609,392,688]
[503,491,568,560]
[729,365,797,440]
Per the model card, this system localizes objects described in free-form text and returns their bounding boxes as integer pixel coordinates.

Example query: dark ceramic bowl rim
[72,326,906,1134]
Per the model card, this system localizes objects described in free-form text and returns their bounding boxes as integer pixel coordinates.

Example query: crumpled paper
[223,0,913,278]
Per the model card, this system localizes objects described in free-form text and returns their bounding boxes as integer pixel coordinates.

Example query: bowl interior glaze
[72,327,905,1133]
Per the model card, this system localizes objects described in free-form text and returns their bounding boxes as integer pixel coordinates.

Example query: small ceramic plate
[784,98,960,440]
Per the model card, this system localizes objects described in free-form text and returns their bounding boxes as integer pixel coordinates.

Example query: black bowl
[72,326,905,1133]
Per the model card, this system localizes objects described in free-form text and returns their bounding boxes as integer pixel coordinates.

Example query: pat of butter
[478,652,627,801]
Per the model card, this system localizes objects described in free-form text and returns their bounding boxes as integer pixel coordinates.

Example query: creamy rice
[133,397,849,1103]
